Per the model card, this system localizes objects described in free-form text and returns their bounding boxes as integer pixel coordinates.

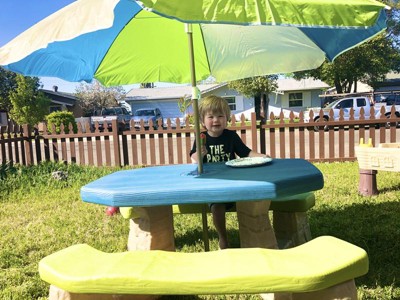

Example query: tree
[384,0,400,49]
[8,75,51,126]
[293,1,400,94]
[293,34,400,93]
[228,75,278,120]
[0,67,17,112]
[75,80,126,116]
[177,96,194,125]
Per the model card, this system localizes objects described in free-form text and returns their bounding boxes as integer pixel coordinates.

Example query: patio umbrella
[0,0,388,173]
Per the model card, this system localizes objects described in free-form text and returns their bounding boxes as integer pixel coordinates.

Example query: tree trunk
[334,72,343,94]
[260,93,269,122]
[255,95,261,120]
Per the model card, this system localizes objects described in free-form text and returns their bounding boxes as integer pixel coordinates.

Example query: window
[356,98,366,107]
[288,93,303,107]
[385,95,400,105]
[103,108,115,115]
[338,99,353,109]
[223,96,236,110]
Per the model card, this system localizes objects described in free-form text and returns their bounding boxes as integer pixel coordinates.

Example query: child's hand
[200,133,206,145]
[200,146,207,157]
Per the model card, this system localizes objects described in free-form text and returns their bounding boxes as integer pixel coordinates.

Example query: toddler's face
[202,110,227,137]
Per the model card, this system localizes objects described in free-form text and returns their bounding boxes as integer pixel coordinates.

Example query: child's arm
[191,152,199,163]
[248,151,270,158]
[191,133,207,163]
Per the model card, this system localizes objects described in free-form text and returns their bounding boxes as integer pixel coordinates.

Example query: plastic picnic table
[80,158,324,251]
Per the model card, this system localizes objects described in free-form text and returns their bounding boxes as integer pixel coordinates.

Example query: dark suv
[381,94,400,106]
[90,107,131,131]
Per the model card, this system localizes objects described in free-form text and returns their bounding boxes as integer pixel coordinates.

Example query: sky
[0,0,84,92]
[0,0,166,93]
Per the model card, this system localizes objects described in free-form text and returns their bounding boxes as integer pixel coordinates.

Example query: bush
[0,161,17,181]
[184,113,195,125]
[46,111,77,134]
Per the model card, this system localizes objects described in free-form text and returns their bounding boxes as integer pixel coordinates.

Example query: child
[190,95,268,249]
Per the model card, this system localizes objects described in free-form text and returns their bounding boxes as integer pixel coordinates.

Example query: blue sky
[0,0,76,47]
[0,0,186,93]
[0,0,80,92]
[0,0,156,93]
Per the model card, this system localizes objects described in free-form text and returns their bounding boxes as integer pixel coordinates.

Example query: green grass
[0,161,399,299]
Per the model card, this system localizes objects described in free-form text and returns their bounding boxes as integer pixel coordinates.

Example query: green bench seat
[39,236,368,300]
[171,192,315,214]
[120,192,315,250]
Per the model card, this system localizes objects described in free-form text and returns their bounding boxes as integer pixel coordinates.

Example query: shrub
[46,111,77,134]
[0,161,17,180]
[184,113,195,125]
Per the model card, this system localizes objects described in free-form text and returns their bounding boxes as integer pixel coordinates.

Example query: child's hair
[198,95,231,123]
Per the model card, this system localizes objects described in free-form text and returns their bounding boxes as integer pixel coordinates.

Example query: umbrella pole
[186,24,203,174]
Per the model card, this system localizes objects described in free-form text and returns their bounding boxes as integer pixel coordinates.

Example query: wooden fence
[1,110,399,167]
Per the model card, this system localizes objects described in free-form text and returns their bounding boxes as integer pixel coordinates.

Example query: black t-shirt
[190,129,251,163]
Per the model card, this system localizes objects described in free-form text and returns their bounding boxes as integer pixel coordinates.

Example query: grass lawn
[0,161,399,299]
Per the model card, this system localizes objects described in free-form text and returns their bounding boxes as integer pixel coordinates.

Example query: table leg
[236,200,278,249]
[237,201,281,300]
[358,169,378,196]
[273,211,312,249]
[127,205,175,251]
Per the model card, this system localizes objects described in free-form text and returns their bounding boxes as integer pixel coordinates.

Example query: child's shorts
[209,202,235,211]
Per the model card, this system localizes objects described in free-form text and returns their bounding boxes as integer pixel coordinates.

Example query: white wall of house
[204,85,254,115]
[126,85,255,120]
[268,89,325,117]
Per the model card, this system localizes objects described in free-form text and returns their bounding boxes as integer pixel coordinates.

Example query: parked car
[304,95,400,130]
[132,108,163,129]
[379,94,400,106]
[90,107,131,131]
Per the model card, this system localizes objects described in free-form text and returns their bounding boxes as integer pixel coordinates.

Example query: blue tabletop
[80,159,323,207]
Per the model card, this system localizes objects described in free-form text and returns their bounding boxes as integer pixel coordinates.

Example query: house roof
[276,78,329,92]
[386,72,400,80]
[126,83,225,100]
[125,79,329,101]
[41,89,77,106]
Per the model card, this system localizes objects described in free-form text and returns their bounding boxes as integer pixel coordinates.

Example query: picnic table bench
[39,236,368,300]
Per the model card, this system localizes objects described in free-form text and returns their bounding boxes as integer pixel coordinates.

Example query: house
[270,78,329,117]
[317,73,400,103]
[0,86,82,126]
[374,72,400,96]
[125,83,251,120]
[40,86,83,117]
[125,78,329,120]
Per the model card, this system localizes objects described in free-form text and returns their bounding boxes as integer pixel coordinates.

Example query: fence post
[34,126,42,164]
[111,119,121,166]
[0,126,6,163]
[22,124,33,166]
[259,116,266,155]
[250,112,258,152]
